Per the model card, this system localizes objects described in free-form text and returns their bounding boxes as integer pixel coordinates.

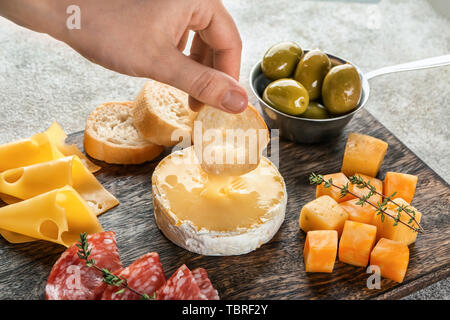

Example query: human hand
[0,0,248,113]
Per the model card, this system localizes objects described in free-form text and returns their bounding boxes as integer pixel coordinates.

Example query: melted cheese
[0,156,118,215]
[44,121,101,173]
[0,186,103,247]
[0,133,60,173]
[153,147,285,232]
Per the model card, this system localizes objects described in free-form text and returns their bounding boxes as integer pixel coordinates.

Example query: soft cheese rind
[152,147,287,256]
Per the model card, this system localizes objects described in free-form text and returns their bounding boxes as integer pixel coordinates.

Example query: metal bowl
[249,51,370,144]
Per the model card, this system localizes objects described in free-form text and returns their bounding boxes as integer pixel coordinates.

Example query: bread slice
[152,146,287,256]
[84,101,164,164]
[194,104,269,176]
[132,80,197,147]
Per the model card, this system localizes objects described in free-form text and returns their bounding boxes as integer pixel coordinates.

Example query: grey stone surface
[0,0,448,299]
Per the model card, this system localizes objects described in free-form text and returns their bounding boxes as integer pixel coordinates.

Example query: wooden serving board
[0,108,448,300]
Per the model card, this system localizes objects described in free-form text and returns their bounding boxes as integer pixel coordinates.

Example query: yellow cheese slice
[0,133,61,173]
[0,156,118,215]
[44,122,101,173]
[0,186,103,247]
[0,229,37,243]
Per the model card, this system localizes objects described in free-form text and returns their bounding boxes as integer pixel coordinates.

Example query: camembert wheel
[151,146,287,256]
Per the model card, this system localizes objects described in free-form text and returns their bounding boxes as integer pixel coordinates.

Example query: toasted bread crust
[84,101,163,165]
[132,81,197,147]
[194,103,270,176]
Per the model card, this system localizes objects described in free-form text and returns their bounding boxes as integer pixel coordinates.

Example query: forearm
[0,0,68,40]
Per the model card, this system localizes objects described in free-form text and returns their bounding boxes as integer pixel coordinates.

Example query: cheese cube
[316,172,355,203]
[370,238,409,283]
[349,173,383,205]
[384,172,418,203]
[340,199,376,224]
[341,133,388,177]
[299,195,348,236]
[371,198,421,245]
[338,220,377,267]
[304,230,338,273]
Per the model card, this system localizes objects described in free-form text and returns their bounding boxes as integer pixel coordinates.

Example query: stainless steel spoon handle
[366,54,450,80]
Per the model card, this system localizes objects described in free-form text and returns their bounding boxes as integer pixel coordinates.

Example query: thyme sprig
[348,174,423,232]
[309,173,422,233]
[77,233,155,300]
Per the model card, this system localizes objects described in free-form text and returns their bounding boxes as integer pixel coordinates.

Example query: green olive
[322,63,362,114]
[300,102,329,119]
[261,42,303,80]
[262,78,309,116]
[293,49,331,100]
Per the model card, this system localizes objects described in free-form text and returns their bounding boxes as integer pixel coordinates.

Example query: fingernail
[221,90,247,113]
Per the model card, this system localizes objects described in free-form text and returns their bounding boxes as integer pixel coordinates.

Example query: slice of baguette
[84,101,164,164]
[194,103,270,176]
[132,80,197,147]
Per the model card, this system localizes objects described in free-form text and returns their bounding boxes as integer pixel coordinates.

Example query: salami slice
[45,231,122,300]
[192,268,220,300]
[157,264,207,300]
[100,252,165,300]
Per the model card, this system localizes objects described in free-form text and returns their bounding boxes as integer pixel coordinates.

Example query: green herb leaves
[76,232,155,300]
[309,173,423,233]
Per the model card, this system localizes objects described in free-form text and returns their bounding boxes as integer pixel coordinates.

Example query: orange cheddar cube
[338,220,377,267]
[340,199,376,224]
[341,133,388,177]
[370,238,409,283]
[349,173,383,205]
[316,172,356,203]
[299,196,348,236]
[371,197,421,245]
[384,172,418,203]
[304,230,338,273]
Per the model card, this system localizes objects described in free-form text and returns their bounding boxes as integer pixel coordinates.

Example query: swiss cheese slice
[0,156,118,215]
[44,121,101,173]
[0,121,99,174]
[152,146,287,255]
[0,186,103,247]
[0,133,60,173]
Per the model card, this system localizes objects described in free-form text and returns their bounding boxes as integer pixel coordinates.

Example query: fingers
[146,0,247,113]
[197,2,242,81]
[167,49,247,113]
[188,33,213,111]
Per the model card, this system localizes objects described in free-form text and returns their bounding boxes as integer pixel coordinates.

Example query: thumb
[163,51,248,113]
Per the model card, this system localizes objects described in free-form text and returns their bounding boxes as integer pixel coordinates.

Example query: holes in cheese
[44,121,101,173]
[39,219,59,240]
[0,156,118,216]
[3,168,24,184]
[0,186,103,247]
